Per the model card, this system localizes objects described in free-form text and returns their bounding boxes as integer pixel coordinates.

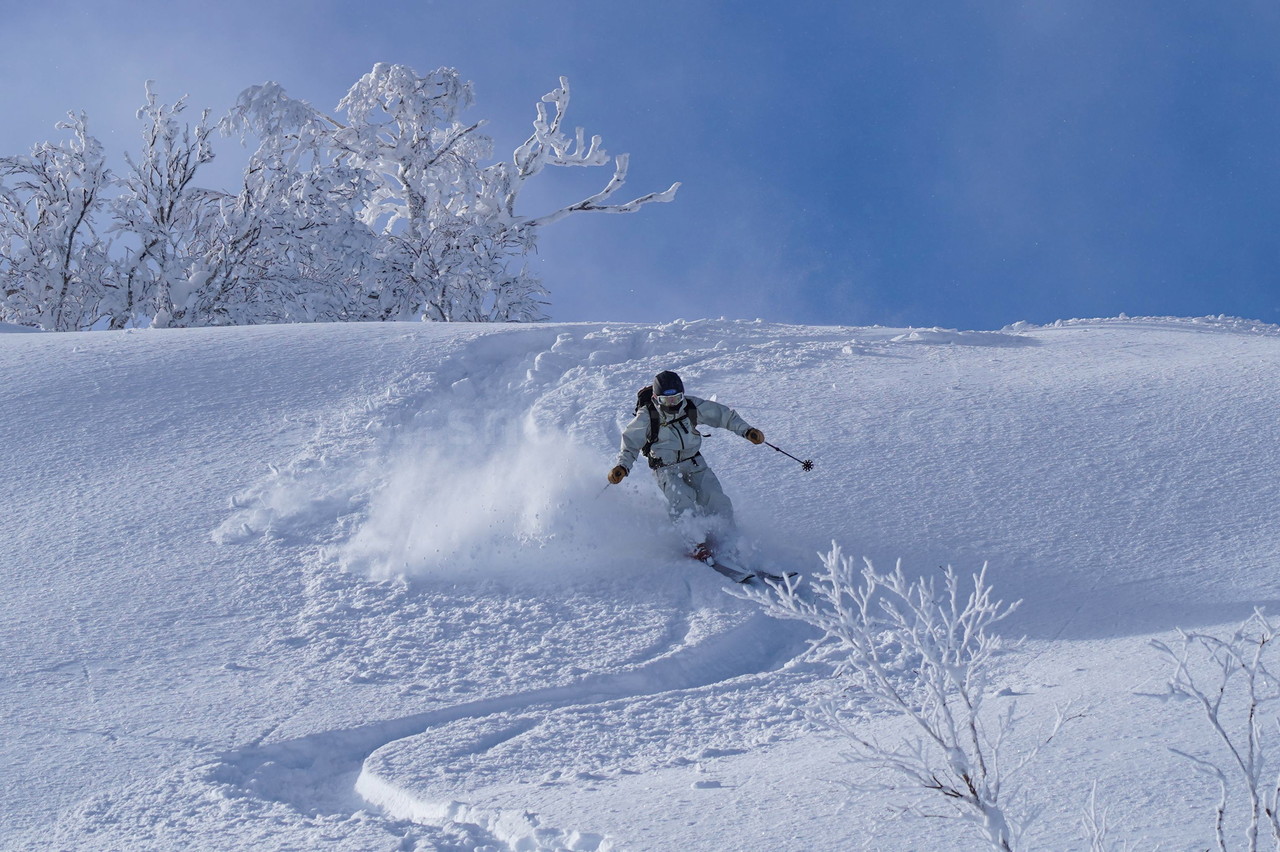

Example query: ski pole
[765,441,815,471]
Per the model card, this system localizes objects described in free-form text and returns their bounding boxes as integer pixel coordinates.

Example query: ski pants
[651,453,734,525]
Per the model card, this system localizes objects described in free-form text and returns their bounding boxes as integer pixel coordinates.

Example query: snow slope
[4,316,1280,850]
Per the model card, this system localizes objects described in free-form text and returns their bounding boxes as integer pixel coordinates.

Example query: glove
[608,465,629,484]
[744,428,765,445]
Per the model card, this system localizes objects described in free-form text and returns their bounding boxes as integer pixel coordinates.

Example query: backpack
[634,385,698,466]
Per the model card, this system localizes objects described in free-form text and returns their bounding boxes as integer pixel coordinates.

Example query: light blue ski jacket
[614,395,753,472]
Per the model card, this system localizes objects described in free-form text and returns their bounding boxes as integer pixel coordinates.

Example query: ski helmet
[652,370,685,409]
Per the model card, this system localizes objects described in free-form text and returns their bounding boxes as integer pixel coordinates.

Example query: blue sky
[3,1,1279,329]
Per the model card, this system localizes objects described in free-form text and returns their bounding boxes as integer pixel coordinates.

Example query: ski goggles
[656,389,684,407]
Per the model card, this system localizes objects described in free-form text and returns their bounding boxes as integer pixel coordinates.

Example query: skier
[607,370,765,560]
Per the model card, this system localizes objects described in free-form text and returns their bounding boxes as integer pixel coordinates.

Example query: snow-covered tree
[2,64,676,330]
[210,80,374,325]
[224,64,679,323]
[110,81,376,328]
[0,113,114,330]
[110,83,219,328]
[175,156,375,326]
[738,545,1068,852]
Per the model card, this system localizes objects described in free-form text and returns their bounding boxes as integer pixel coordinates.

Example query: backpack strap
[641,399,698,464]
[642,402,660,460]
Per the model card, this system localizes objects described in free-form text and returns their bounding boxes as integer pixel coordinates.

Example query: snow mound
[887,326,1036,346]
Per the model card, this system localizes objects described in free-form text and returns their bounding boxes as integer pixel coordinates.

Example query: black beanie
[652,370,684,396]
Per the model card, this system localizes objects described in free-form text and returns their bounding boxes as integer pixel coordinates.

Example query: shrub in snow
[1151,610,1280,852]
[738,544,1068,852]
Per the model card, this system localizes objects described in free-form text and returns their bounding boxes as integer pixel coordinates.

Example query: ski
[750,569,800,584]
[710,561,756,584]
[688,550,755,583]
[688,549,798,585]
[712,554,799,585]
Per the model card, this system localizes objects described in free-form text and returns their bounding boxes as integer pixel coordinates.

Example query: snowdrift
[4,316,1280,850]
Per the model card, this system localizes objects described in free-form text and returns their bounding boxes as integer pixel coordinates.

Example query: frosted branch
[1151,610,1280,852]
[734,544,1049,851]
[510,77,680,228]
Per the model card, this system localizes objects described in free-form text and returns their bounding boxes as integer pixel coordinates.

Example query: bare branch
[1151,610,1280,852]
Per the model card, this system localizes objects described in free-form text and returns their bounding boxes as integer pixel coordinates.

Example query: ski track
[206,322,822,851]
[213,610,812,851]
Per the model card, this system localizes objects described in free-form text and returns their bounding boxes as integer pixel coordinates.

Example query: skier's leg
[681,460,737,557]
[652,466,698,521]
[688,459,735,525]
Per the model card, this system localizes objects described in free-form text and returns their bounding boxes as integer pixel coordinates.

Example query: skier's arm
[614,412,650,471]
[693,399,754,438]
